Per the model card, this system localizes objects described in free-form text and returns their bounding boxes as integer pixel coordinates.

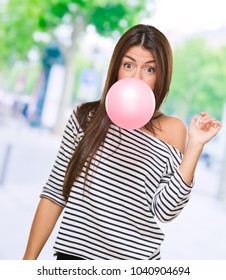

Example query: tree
[165,38,226,121]
[0,0,154,132]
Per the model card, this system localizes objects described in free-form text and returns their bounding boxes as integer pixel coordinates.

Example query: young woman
[23,24,221,260]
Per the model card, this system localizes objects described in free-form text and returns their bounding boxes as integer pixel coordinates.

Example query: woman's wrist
[186,138,205,153]
[179,139,204,185]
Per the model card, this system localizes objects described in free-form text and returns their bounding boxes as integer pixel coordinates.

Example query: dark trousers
[56,252,85,260]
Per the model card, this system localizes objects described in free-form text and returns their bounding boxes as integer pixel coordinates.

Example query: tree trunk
[54,16,86,135]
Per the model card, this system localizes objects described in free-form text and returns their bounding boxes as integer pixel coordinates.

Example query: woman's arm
[165,112,221,185]
[23,197,63,260]
[152,112,221,223]
[23,110,83,259]
[179,112,222,185]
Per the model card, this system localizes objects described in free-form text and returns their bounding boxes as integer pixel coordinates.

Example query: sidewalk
[0,118,226,260]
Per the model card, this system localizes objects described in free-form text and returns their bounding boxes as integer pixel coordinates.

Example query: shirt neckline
[134,128,183,156]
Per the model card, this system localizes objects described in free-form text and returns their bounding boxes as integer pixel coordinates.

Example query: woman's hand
[188,112,222,146]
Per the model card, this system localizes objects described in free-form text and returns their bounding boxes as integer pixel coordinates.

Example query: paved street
[0,117,226,260]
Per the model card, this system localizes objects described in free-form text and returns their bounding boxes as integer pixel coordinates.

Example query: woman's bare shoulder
[156,114,187,153]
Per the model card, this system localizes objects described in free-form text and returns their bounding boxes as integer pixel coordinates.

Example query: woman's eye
[123,63,133,69]
[146,67,155,73]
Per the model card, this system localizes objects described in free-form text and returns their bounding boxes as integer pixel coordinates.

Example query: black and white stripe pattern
[41,109,193,260]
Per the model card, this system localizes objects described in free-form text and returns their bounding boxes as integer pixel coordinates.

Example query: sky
[146,0,226,35]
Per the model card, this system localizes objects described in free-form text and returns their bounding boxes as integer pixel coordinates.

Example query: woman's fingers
[194,113,222,134]
[196,112,218,127]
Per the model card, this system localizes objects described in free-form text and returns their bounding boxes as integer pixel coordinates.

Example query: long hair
[63,24,173,201]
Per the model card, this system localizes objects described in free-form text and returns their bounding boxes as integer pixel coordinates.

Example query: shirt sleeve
[40,109,83,206]
[151,151,194,223]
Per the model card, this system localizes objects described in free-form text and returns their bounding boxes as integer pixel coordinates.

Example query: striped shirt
[41,109,193,260]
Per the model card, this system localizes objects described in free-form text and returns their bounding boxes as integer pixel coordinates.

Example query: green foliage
[88,1,147,36]
[88,3,128,35]
[0,0,151,66]
[165,39,226,120]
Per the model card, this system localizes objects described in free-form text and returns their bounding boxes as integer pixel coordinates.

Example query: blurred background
[0,0,226,260]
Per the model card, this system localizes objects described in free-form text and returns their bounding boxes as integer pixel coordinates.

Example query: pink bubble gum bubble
[105,78,156,130]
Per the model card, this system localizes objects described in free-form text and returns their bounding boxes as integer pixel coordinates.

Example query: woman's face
[118,45,157,91]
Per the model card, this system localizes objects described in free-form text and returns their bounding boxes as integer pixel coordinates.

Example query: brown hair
[63,24,173,201]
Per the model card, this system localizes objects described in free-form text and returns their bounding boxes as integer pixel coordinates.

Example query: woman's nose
[132,70,142,80]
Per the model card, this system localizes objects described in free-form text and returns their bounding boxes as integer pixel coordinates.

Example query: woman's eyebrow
[124,55,155,64]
